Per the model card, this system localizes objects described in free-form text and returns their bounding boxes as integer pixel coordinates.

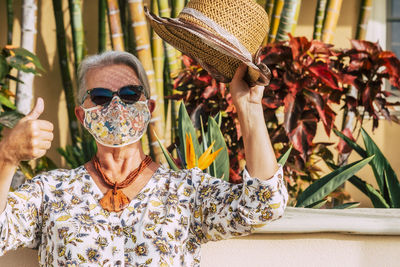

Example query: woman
[0,51,287,266]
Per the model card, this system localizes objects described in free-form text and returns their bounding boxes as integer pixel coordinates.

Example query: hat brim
[145,8,270,86]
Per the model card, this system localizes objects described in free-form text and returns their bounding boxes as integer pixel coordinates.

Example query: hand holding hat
[145,0,271,87]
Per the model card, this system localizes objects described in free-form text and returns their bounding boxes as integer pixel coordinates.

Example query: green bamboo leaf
[154,131,179,171]
[361,128,400,208]
[333,128,368,158]
[333,202,360,209]
[178,103,201,165]
[296,156,374,207]
[0,94,16,109]
[9,48,44,71]
[207,117,229,181]
[326,161,389,208]
[305,199,327,209]
[0,110,24,128]
[278,146,292,166]
[8,55,38,74]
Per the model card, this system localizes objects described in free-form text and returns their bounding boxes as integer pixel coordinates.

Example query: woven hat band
[180,7,253,61]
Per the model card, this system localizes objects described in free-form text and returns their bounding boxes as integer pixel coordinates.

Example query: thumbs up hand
[1,98,54,165]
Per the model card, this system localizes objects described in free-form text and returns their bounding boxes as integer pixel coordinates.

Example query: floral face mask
[82,96,151,147]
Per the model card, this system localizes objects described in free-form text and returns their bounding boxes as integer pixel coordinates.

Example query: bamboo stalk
[267,0,284,43]
[276,0,302,41]
[99,0,107,52]
[106,0,125,51]
[322,0,343,43]
[171,0,185,64]
[128,0,164,162]
[265,0,275,24]
[313,0,328,40]
[157,0,180,74]
[151,0,165,101]
[119,0,134,53]
[52,0,80,144]
[355,0,373,40]
[15,0,38,115]
[290,0,302,34]
[6,0,13,45]
[172,0,185,18]
[257,0,267,7]
[158,0,181,148]
[68,0,85,73]
[261,0,275,45]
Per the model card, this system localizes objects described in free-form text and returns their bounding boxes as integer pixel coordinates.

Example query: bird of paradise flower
[185,132,223,170]
[154,103,229,180]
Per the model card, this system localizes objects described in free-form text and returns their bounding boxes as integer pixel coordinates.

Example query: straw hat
[145,0,271,86]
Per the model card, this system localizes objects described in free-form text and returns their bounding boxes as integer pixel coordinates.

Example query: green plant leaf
[296,156,374,207]
[333,202,360,209]
[199,116,210,174]
[178,103,201,166]
[214,112,222,128]
[278,146,292,166]
[35,156,58,172]
[0,94,16,110]
[361,128,400,208]
[9,47,44,71]
[154,131,179,171]
[207,116,229,181]
[305,199,327,209]
[6,74,24,83]
[0,110,24,128]
[18,161,34,180]
[326,162,389,208]
[333,128,368,158]
[349,175,389,208]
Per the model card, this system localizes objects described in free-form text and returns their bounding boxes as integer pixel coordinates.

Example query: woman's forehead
[85,64,140,90]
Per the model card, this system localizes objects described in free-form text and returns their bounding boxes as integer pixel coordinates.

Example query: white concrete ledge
[256,207,400,235]
[1,207,400,266]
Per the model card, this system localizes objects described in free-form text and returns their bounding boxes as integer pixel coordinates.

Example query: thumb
[25,97,44,120]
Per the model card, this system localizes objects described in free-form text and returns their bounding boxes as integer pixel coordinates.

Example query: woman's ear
[75,106,85,124]
[147,99,156,113]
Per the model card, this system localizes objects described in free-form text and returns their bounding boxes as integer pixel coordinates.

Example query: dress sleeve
[0,176,44,255]
[189,165,288,243]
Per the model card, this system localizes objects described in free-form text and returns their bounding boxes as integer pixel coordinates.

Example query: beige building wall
[0,0,399,207]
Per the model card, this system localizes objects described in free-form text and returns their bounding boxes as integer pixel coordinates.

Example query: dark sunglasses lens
[119,86,142,103]
[90,88,113,105]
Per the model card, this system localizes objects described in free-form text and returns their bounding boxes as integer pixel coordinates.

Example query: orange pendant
[99,189,130,212]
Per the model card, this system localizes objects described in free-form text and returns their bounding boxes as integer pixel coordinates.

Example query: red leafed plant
[171,35,400,201]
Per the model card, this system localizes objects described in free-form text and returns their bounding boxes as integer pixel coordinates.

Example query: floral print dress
[0,165,288,266]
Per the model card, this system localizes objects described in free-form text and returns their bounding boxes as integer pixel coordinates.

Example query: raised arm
[229,64,278,180]
[0,98,53,212]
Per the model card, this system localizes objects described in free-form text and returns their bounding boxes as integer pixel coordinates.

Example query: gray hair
[77,51,151,104]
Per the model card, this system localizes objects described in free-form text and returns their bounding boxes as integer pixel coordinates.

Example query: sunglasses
[83,85,144,106]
